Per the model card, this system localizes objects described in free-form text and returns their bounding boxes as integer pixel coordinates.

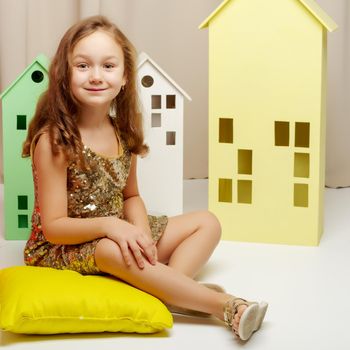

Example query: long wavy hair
[22,15,148,166]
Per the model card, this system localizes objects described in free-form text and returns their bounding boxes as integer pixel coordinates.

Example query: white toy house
[137,53,191,216]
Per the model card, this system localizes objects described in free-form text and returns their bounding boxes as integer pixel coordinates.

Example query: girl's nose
[89,67,102,84]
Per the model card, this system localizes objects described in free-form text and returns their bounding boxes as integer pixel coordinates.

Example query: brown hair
[22,15,148,165]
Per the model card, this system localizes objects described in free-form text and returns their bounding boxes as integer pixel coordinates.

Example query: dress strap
[115,131,124,157]
[109,116,124,157]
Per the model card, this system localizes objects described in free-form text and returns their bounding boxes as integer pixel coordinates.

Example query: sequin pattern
[67,146,129,219]
[24,138,168,275]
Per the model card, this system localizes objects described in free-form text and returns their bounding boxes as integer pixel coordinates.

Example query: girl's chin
[78,99,110,106]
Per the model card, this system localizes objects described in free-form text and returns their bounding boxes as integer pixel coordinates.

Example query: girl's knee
[198,210,222,240]
[95,238,123,270]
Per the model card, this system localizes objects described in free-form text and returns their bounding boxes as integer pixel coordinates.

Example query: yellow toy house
[199,0,337,245]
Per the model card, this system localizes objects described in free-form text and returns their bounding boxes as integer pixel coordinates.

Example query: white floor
[1,180,350,350]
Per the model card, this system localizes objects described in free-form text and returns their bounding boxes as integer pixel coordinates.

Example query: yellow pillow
[0,266,172,334]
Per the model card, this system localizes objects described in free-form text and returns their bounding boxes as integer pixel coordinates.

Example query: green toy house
[0,54,49,240]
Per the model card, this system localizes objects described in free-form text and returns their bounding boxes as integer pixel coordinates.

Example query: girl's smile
[85,88,108,92]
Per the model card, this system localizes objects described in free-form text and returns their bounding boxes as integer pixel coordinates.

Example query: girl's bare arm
[122,154,152,238]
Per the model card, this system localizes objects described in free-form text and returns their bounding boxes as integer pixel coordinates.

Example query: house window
[152,95,161,109]
[31,70,44,83]
[295,122,310,148]
[18,215,28,228]
[141,75,154,88]
[294,153,310,178]
[152,113,161,127]
[218,178,232,203]
[237,180,252,204]
[294,183,308,207]
[219,118,233,143]
[274,121,289,146]
[238,149,252,175]
[166,131,176,145]
[166,95,176,109]
[17,115,27,130]
[18,195,28,210]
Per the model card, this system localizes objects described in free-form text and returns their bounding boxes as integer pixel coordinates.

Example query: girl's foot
[223,297,268,341]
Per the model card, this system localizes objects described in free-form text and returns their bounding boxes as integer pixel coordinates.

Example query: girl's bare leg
[156,211,222,278]
[94,238,244,323]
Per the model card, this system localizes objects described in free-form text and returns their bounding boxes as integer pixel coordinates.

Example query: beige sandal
[167,282,226,317]
[223,297,268,341]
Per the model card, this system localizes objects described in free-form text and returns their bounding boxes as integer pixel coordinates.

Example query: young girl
[22,15,267,341]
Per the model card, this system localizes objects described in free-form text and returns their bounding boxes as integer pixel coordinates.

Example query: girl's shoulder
[32,130,67,169]
[30,128,49,158]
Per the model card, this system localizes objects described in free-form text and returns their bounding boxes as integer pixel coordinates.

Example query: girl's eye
[77,63,89,70]
[104,64,115,69]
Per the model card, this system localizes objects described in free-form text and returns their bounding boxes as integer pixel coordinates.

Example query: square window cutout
[17,115,27,130]
[294,153,309,178]
[219,118,233,143]
[166,95,176,109]
[166,131,176,145]
[295,122,310,148]
[18,195,28,210]
[294,184,308,207]
[152,113,161,127]
[18,215,28,228]
[237,180,252,204]
[238,150,252,175]
[151,95,161,109]
[218,178,232,203]
[275,121,289,146]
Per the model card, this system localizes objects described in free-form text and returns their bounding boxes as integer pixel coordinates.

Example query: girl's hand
[105,218,157,269]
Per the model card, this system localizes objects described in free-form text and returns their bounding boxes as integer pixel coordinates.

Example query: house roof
[199,0,337,32]
[0,54,49,99]
[137,52,192,101]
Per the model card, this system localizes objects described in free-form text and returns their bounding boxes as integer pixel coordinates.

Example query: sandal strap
[223,297,250,327]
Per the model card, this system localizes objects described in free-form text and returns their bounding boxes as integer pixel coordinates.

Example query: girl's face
[70,30,126,111]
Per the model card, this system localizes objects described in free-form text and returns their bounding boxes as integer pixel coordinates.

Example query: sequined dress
[24,135,168,275]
